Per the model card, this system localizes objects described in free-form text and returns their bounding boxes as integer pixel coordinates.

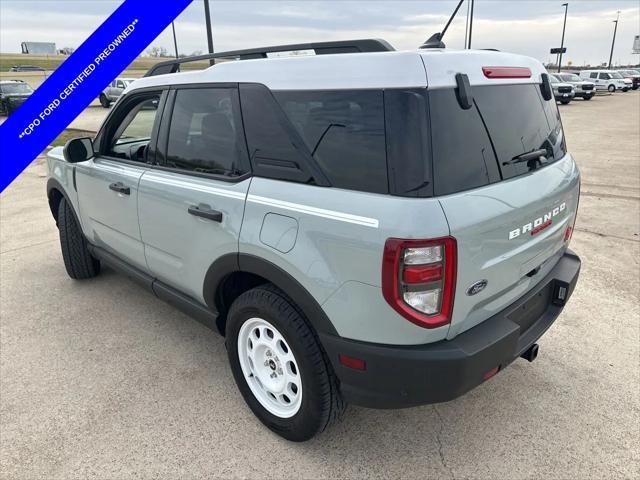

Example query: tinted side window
[428,88,499,196]
[274,90,388,194]
[590,72,598,79]
[385,89,432,197]
[166,88,249,177]
[599,73,609,80]
[239,83,317,185]
[103,94,160,162]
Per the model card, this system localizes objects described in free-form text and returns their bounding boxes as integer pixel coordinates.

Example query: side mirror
[63,137,94,163]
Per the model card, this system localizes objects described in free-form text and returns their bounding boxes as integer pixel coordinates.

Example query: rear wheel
[608,84,616,93]
[226,285,345,441]
[99,93,111,108]
[58,198,100,279]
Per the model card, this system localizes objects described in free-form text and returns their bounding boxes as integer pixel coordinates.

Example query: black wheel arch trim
[47,177,80,227]
[203,253,339,336]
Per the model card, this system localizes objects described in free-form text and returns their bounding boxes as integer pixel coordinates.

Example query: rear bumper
[321,250,581,409]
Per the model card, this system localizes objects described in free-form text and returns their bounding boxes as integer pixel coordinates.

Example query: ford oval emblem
[466,280,488,296]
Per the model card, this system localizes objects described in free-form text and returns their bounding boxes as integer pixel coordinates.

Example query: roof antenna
[420,0,466,49]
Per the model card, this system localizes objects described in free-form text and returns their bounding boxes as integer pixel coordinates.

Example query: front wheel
[583,95,593,101]
[226,285,345,441]
[560,100,571,105]
[58,198,100,279]
[99,93,111,108]
[608,84,616,93]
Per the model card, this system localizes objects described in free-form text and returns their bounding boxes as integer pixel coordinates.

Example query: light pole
[171,22,179,59]
[203,0,215,64]
[557,3,568,73]
[608,11,620,69]
[467,0,475,49]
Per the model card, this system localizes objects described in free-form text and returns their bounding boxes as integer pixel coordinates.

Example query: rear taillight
[382,237,457,329]
[565,177,581,244]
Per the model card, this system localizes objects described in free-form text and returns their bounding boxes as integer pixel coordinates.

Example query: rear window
[473,84,566,180]
[429,88,499,196]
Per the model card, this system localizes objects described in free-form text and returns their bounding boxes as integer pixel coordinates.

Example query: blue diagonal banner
[0,0,193,192]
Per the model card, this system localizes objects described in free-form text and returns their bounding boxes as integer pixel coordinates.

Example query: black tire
[58,198,100,279]
[583,95,593,101]
[560,100,571,105]
[99,93,111,108]
[226,284,345,441]
[608,84,616,93]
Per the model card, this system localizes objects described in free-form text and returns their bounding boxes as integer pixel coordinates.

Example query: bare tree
[146,46,169,57]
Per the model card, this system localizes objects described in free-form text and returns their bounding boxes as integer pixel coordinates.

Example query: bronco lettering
[509,202,566,239]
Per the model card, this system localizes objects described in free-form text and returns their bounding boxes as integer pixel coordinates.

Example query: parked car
[8,64,45,72]
[46,39,581,441]
[98,77,135,107]
[555,73,595,100]
[0,80,34,115]
[616,69,640,90]
[548,74,575,104]
[580,70,631,92]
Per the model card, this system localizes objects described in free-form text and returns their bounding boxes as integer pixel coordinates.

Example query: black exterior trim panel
[320,250,581,409]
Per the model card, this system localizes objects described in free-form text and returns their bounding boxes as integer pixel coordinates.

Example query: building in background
[20,42,57,55]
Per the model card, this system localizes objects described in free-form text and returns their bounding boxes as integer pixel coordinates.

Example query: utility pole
[557,3,568,73]
[204,0,215,65]
[608,11,620,69]
[171,22,179,59]
[464,0,471,49]
[467,0,475,49]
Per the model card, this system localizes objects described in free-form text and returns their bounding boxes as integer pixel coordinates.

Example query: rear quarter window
[274,90,388,194]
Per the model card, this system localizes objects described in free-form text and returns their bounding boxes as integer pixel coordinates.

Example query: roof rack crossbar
[144,39,394,77]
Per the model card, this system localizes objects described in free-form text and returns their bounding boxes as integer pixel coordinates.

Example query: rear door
[429,81,579,339]
[137,85,251,303]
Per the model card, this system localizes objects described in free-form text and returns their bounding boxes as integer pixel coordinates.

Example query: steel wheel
[237,317,302,418]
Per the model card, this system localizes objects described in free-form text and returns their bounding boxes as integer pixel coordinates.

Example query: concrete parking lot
[1,92,639,479]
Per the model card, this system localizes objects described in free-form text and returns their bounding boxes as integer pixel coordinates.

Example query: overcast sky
[1,1,639,66]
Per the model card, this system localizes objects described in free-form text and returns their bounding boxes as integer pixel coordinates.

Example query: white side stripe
[141,174,378,228]
[248,194,379,228]
[143,174,247,200]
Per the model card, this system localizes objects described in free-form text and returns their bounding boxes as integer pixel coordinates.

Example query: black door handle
[109,182,130,195]
[188,204,223,222]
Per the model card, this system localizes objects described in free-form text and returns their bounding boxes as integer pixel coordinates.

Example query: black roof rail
[144,39,395,77]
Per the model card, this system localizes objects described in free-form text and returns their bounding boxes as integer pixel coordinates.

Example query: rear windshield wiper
[503,148,548,170]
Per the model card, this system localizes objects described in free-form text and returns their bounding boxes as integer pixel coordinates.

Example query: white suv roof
[129,47,546,92]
